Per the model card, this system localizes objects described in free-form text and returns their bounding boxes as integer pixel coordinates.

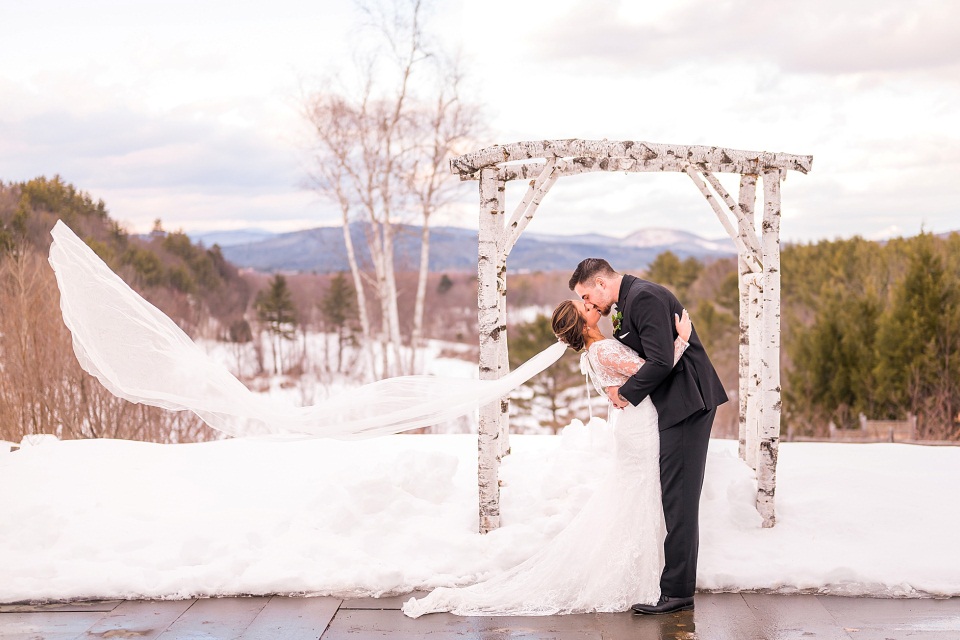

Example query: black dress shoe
[631,595,694,615]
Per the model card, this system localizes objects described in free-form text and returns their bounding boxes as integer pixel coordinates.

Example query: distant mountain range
[189,225,739,273]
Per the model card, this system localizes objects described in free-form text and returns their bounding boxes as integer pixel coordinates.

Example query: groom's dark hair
[569,258,617,291]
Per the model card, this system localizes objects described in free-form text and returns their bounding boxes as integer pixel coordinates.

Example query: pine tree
[787,284,882,430]
[255,275,298,374]
[873,233,959,435]
[320,272,357,372]
[508,314,582,431]
[645,251,702,299]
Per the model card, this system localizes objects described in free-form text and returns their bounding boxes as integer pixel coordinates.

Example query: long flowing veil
[48,220,567,439]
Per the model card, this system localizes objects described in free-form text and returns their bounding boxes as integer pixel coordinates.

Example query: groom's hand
[606,386,629,409]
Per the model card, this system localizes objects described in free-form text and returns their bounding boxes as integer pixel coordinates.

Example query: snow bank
[1,425,957,602]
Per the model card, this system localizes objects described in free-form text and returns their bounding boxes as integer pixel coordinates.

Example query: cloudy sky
[1,0,957,242]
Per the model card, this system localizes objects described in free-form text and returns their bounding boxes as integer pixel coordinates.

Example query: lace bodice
[581,337,688,396]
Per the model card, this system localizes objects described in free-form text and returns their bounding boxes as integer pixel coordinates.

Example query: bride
[402,300,691,618]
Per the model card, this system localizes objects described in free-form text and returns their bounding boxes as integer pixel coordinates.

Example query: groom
[570,258,727,614]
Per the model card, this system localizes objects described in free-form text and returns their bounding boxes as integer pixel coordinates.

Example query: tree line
[3,176,957,443]
[782,232,960,439]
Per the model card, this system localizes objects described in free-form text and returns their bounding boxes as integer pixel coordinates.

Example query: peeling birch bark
[737,175,758,461]
[758,169,783,528]
[452,140,813,178]
[746,276,762,471]
[494,183,511,459]
[335,197,377,381]
[409,218,430,375]
[477,168,505,534]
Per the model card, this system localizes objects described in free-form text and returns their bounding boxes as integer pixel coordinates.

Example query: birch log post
[494,181,511,459]
[477,167,507,533]
[737,174,758,461]
[758,169,784,528]
[746,276,762,470]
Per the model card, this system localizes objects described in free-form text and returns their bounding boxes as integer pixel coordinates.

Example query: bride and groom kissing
[402,258,728,618]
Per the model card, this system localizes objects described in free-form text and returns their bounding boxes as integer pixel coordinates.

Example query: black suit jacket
[615,275,728,430]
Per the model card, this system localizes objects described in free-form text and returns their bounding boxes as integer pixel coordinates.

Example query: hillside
[0,177,251,333]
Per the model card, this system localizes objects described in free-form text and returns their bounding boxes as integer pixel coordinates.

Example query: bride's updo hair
[552,300,586,352]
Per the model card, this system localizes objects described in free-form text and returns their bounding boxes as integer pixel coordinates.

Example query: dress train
[403,397,665,617]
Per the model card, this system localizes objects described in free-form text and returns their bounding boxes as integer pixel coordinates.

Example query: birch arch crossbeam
[450,139,813,533]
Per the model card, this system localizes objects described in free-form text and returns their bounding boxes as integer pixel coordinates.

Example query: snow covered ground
[1,425,957,603]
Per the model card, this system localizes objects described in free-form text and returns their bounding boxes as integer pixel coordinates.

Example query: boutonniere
[612,306,623,333]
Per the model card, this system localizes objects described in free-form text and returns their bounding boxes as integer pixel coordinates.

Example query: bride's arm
[602,311,691,405]
[598,311,691,378]
[594,342,644,378]
[673,309,691,366]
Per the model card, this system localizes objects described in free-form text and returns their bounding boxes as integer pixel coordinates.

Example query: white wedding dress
[403,337,687,618]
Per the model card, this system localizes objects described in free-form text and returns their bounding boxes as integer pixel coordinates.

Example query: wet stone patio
[1,592,958,639]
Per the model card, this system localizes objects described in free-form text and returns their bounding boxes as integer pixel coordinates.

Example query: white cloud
[0,0,957,242]
[526,0,960,76]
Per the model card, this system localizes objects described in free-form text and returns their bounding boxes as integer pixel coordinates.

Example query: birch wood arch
[451,139,813,533]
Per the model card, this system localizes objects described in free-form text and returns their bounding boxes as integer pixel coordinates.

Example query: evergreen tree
[508,314,582,431]
[645,251,702,299]
[255,275,298,374]
[873,233,959,435]
[787,284,882,430]
[437,274,454,295]
[692,300,737,357]
[320,272,357,372]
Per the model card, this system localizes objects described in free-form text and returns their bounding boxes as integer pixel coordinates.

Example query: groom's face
[574,278,615,316]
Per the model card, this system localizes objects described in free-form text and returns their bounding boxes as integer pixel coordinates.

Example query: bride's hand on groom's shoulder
[675,309,691,341]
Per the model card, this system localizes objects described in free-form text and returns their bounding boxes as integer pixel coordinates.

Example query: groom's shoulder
[626,276,679,304]
[626,275,667,296]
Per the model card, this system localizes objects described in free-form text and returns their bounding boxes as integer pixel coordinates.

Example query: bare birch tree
[405,64,478,373]
[304,0,477,378]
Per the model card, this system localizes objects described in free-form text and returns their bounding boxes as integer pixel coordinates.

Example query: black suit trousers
[658,406,715,598]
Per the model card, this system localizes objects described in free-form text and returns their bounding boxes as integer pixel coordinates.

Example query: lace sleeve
[588,337,689,392]
[592,341,643,380]
[673,336,689,366]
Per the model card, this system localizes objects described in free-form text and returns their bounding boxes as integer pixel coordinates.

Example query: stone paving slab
[0,611,110,640]
[818,595,960,640]
[154,596,271,640]
[324,608,607,640]
[743,592,855,640]
[78,599,196,640]
[1,593,959,639]
[240,596,341,640]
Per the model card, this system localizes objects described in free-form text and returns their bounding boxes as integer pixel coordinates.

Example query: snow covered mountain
[620,228,732,253]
